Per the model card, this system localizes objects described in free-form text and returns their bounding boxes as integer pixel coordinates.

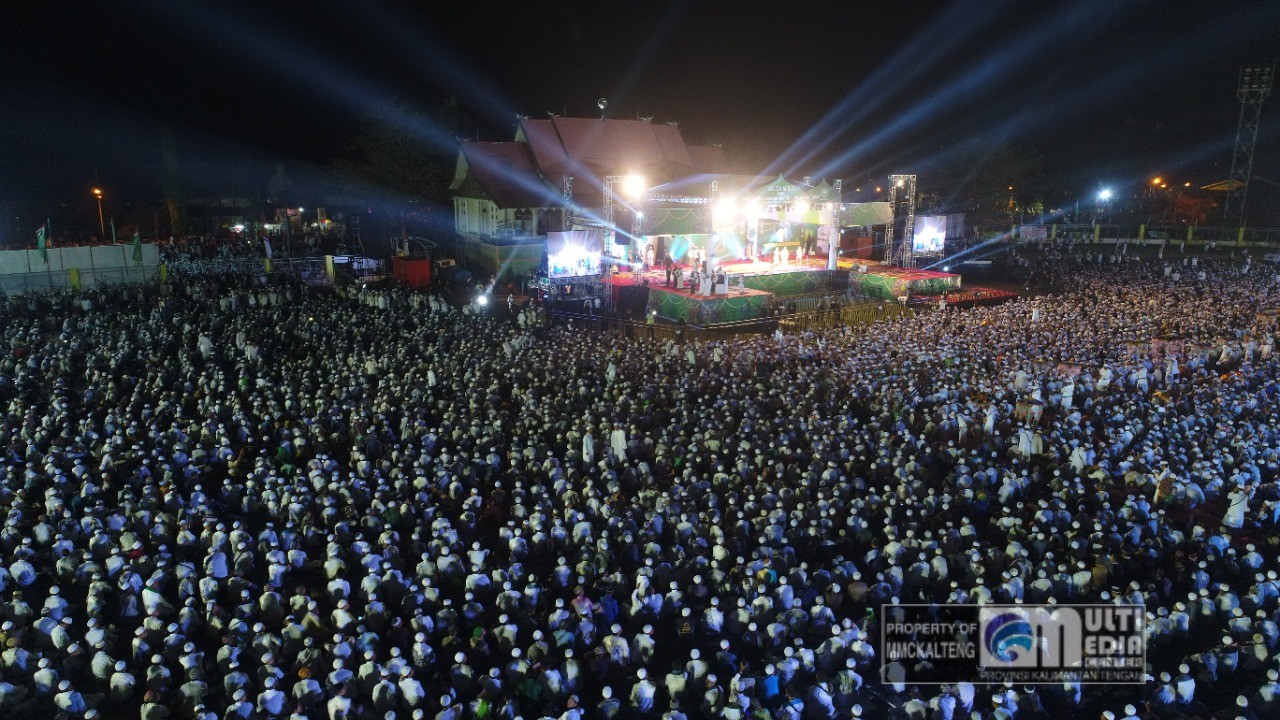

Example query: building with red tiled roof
[448,117,730,273]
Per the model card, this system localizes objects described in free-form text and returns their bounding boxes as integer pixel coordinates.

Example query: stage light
[1097,189,1112,201]
[634,211,644,220]
[232,224,245,232]
[795,199,810,213]
[623,175,645,200]
[477,294,489,306]
[895,179,904,188]
[745,200,762,217]
[875,186,882,193]
[1151,177,1162,185]
[1184,182,1191,187]
[712,198,738,225]
[943,265,950,272]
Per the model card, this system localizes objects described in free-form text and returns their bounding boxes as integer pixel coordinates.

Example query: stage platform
[609,257,836,323]
[844,264,962,300]
[606,258,966,323]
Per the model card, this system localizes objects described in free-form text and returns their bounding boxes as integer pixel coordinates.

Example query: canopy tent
[755,175,806,205]
[808,180,840,204]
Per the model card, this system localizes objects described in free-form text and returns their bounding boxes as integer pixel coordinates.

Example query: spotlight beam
[761,0,1020,180]
[810,1,1110,180]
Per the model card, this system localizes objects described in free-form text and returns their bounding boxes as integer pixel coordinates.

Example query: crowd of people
[0,250,1278,720]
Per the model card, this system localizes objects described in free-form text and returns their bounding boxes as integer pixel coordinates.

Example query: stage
[844,264,962,300]
[603,257,966,324]
[608,257,835,323]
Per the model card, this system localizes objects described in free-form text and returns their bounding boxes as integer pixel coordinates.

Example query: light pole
[92,188,105,240]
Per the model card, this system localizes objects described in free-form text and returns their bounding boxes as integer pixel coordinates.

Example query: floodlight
[622,175,645,200]
[712,198,738,225]
[1097,189,1112,201]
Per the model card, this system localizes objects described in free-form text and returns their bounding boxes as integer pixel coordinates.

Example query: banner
[840,202,893,227]
[36,220,48,263]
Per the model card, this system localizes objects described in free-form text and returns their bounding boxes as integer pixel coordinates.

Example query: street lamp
[92,188,105,239]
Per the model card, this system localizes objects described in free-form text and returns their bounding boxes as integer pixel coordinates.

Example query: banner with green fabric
[647,207,709,236]
[839,202,893,227]
[742,269,830,296]
[36,220,49,263]
[647,291,768,323]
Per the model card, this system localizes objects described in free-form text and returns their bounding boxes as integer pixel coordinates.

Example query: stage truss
[886,174,918,268]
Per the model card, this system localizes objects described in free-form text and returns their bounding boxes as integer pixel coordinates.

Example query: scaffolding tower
[1224,64,1274,225]
[886,174,917,267]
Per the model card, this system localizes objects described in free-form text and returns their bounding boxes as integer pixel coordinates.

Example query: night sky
[2,0,1279,204]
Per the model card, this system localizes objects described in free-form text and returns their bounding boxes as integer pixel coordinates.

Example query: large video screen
[912,215,947,254]
[546,230,603,278]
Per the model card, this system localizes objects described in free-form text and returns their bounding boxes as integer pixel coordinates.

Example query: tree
[329,100,456,207]
[160,125,188,237]
[935,140,1045,223]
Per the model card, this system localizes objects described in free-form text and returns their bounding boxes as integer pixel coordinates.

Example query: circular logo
[984,612,1035,663]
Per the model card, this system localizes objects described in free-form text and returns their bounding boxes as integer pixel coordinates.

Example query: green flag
[36,220,48,263]
[110,217,118,245]
[132,228,143,264]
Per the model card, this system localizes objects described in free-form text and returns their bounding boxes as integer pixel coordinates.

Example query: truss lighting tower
[1224,64,1273,224]
[886,174,918,267]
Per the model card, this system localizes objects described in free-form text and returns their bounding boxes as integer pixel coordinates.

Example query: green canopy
[755,174,805,205]
[809,180,839,203]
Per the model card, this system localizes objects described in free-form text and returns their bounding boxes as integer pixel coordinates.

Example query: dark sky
[2,0,1279,202]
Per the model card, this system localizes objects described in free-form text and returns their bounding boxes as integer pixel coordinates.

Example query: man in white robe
[609,425,627,462]
[1223,486,1253,530]
[582,431,596,467]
